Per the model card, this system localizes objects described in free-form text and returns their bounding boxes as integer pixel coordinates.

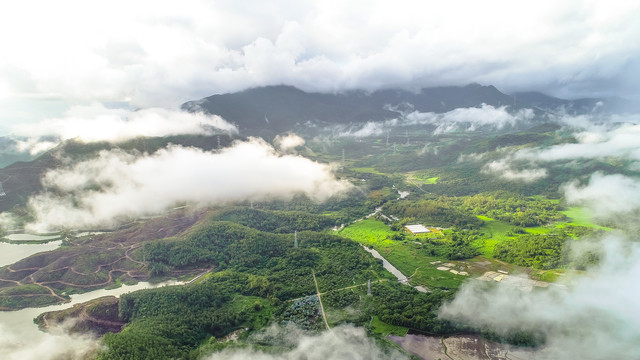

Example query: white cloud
[442,151,640,359]
[273,133,305,152]
[562,172,640,218]
[10,103,236,154]
[482,158,548,182]
[528,122,640,162]
[0,320,100,360]
[26,138,350,231]
[403,104,534,134]
[333,104,534,138]
[335,121,387,138]
[0,0,638,126]
[477,114,640,182]
[439,233,640,360]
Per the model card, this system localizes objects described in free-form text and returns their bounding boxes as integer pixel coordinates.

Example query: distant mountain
[182,84,517,137]
[512,91,639,114]
[183,84,635,137]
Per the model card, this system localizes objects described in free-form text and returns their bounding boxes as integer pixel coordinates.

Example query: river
[0,279,186,360]
[0,241,62,267]
[0,239,187,360]
[360,245,428,293]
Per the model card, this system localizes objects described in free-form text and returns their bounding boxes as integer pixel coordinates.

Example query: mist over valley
[1,1,639,359]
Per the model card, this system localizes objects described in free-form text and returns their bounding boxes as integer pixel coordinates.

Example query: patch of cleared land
[390,334,539,360]
[477,271,550,291]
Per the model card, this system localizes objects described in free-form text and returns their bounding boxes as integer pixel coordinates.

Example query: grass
[472,216,515,258]
[406,171,439,184]
[221,295,274,330]
[339,220,464,289]
[339,219,395,246]
[424,177,438,184]
[525,226,549,235]
[538,270,563,282]
[370,316,408,337]
[560,207,612,230]
[351,167,385,175]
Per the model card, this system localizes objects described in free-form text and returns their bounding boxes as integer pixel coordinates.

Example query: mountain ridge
[183,84,635,137]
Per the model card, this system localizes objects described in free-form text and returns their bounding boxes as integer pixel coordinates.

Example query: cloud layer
[481,114,640,182]
[562,172,640,218]
[0,0,638,127]
[10,103,236,154]
[334,104,534,137]
[0,320,100,360]
[27,138,350,231]
[440,233,640,360]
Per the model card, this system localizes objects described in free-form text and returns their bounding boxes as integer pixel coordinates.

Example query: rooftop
[405,224,431,234]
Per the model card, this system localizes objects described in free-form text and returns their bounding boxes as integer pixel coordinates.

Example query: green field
[338,219,395,246]
[560,207,611,230]
[407,171,439,184]
[472,216,515,257]
[370,316,408,336]
[339,220,464,289]
[525,226,549,235]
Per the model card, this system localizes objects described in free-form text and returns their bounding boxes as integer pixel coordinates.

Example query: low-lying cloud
[334,104,534,138]
[205,324,406,360]
[441,127,640,359]
[27,138,350,231]
[403,104,534,134]
[482,158,548,182]
[273,133,305,152]
[477,114,640,182]
[529,122,640,163]
[11,103,236,154]
[562,172,640,218]
[0,320,100,360]
[439,233,640,360]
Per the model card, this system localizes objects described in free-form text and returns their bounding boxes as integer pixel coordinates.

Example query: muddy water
[0,279,186,359]
[390,334,540,360]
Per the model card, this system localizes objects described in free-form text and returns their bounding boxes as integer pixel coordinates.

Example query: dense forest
[97,216,461,358]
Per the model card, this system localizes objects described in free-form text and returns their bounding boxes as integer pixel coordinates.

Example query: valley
[0,84,635,359]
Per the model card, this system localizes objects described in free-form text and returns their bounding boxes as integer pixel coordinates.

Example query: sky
[0,0,639,133]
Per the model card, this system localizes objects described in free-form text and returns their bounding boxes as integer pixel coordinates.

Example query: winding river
[0,239,187,360]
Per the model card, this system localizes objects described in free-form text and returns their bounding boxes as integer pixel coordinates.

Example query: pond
[3,234,61,242]
[0,241,62,267]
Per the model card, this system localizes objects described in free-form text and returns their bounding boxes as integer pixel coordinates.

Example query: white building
[404,224,431,234]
